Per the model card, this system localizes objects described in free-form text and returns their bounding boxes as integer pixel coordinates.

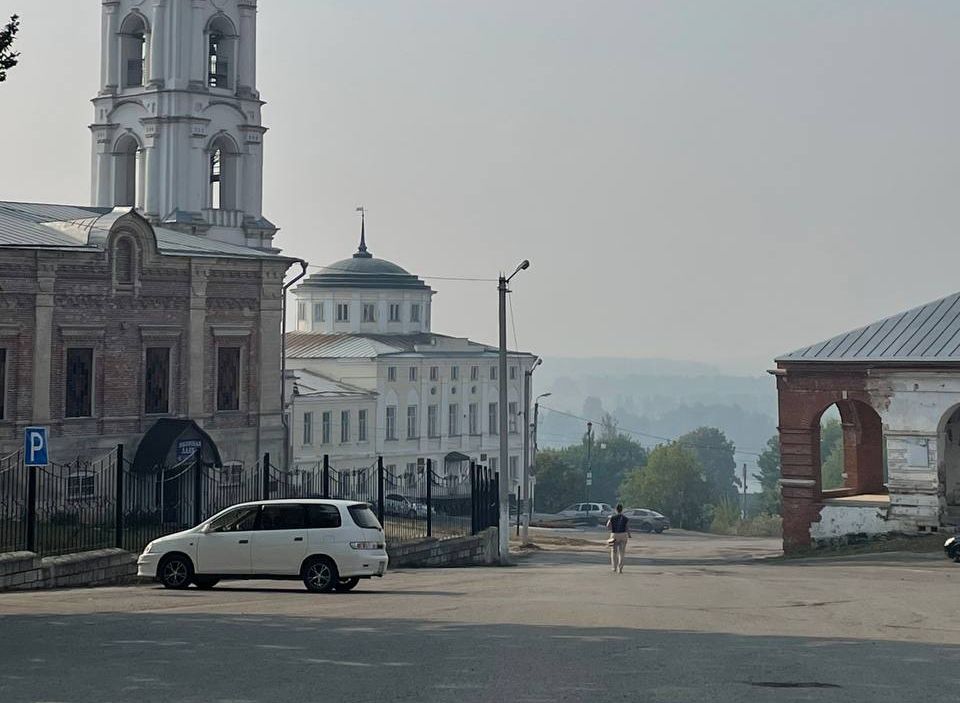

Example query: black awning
[444,451,471,463]
[131,418,223,473]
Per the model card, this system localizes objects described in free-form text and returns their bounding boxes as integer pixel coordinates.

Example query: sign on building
[177,439,202,464]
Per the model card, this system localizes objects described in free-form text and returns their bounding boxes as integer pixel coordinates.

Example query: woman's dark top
[609,514,629,533]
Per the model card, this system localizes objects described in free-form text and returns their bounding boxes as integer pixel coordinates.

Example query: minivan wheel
[654,527,664,534]
[302,557,338,593]
[158,555,193,590]
[194,576,220,589]
[336,577,360,592]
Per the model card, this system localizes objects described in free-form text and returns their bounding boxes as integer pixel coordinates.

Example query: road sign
[24,427,48,467]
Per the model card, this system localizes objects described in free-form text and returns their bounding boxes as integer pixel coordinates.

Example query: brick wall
[0,549,137,591]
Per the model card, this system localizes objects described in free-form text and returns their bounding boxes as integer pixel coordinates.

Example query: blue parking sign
[24,427,48,467]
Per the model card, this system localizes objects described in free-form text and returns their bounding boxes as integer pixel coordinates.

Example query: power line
[538,404,766,458]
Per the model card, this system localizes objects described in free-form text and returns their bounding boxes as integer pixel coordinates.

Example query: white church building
[285,224,537,490]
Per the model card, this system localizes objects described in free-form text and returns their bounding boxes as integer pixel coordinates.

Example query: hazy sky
[2,0,960,375]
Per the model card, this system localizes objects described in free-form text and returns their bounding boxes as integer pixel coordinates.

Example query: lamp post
[521,358,543,545]
[585,421,594,501]
[498,259,529,564]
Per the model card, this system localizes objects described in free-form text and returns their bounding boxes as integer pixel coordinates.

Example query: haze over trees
[0,15,19,83]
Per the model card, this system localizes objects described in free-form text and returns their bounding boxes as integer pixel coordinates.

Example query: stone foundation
[388,529,498,568]
[0,549,137,592]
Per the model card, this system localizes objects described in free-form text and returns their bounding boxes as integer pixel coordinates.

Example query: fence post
[262,452,271,500]
[323,455,330,499]
[426,458,433,538]
[192,451,203,526]
[516,485,521,537]
[470,461,477,536]
[377,456,385,526]
[115,444,125,549]
[26,452,37,553]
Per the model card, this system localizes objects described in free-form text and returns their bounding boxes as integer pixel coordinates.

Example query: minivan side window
[258,505,306,530]
[207,506,259,532]
[305,504,342,529]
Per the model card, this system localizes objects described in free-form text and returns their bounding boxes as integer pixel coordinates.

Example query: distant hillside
[534,357,778,491]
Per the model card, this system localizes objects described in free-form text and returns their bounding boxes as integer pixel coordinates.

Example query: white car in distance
[137,499,388,593]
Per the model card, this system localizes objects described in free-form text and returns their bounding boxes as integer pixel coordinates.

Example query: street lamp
[521,358,543,545]
[498,259,529,564]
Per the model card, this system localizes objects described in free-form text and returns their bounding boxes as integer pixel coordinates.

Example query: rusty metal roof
[778,291,960,363]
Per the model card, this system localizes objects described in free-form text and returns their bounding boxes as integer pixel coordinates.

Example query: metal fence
[0,447,500,557]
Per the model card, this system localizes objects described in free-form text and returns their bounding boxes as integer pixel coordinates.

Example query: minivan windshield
[348,504,381,529]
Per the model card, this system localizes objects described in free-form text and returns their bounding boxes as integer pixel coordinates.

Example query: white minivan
[137,499,388,593]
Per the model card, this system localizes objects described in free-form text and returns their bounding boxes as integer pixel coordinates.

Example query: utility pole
[585,421,594,502]
[742,462,748,520]
[498,260,529,564]
[530,392,550,519]
[521,358,542,545]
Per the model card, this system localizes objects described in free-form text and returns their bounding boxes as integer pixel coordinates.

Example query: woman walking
[606,504,631,573]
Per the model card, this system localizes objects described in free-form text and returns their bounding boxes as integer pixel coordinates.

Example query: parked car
[557,502,615,524]
[384,493,434,519]
[137,499,388,593]
[625,508,670,533]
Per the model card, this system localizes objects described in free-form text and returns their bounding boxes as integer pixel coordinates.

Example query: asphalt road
[1,530,959,702]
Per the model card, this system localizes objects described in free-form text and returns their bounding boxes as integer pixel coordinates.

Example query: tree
[677,427,739,505]
[754,435,781,515]
[0,15,19,83]
[619,443,709,529]
[556,431,647,505]
[820,417,844,490]
[532,451,583,513]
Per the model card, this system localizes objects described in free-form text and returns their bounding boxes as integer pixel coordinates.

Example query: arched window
[208,135,238,210]
[207,15,237,89]
[120,14,148,88]
[114,238,135,285]
[114,134,143,208]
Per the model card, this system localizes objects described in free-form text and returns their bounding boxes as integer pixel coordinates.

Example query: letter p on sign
[24,427,48,467]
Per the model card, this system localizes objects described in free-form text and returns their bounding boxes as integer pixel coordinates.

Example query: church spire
[354,206,372,258]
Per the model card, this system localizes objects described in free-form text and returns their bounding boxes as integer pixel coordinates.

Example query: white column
[238,3,257,96]
[190,0,206,88]
[149,0,167,87]
[102,2,120,92]
[32,260,56,423]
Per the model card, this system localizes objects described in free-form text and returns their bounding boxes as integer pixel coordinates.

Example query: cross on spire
[354,206,372,258]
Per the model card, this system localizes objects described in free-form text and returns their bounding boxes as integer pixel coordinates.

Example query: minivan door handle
[294,537,304,542]
[238,539,249,544]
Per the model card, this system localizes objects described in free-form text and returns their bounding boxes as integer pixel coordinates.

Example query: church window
[387,366,397,382]
[409,367,418,382]
[336,303,349,322]
[429,366,439,382]
[313,303,324,322]
[65,348,94,418]
[321,411,331,444]
[303,412,313,445]
[114,134,143,208]
[341,410,351,443]
[208,135,238,211]
[297,302,306,322]
[427,405,439,438]
[216,346,241,412]
[407,406,418,439]
[144,347,170,415]
[410,304,422,323]
[206,15,237,89]
[210,148,222,209]
[362,304,376,323]
[120,14,148,88]
[389,303,401,322]
[448,403,460,436]
[469,403,479,435]
[114,238,135,285]
[358,410,368,442]
[386,406,397,440]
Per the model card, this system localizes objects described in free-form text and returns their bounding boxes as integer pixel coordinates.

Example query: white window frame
[341,410,350,443]
[388,366,397,382]
[451,366,459,381]
[430,366,439,382]
[386,405,398,440]
[389,303,401,322]
[469,403,479,435]
[303,411,313,445]
[509,402,518,433]
[362,303,376,323]
[313,302,325,322]
[297,302,306,321]
[428,404,439,438]
[407,405,418,439]
[448,403,459,436]
[321,411,331,444]
[358,409,368,442]
[409,367,418,382]
[411,304,422,323]
[336,303,349,322]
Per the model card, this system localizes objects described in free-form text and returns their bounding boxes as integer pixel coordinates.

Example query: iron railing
[0,446,500,557]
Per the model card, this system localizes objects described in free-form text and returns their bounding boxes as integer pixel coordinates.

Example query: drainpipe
[281,260,309,471]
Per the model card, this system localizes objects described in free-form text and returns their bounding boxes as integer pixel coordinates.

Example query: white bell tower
[90,0,276,251]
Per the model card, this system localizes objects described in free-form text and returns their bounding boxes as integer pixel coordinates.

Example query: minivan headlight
[350,541,384,550]
[143,541,156,554]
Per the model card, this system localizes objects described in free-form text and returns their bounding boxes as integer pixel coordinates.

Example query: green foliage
[677,427,739,505]
[709,496,742,534]
[754,435,782,515]
[0,15,19,82]
[533,451,583,513]
[820,417,844,490]
[552,430,647,505]
[619,443,708,529]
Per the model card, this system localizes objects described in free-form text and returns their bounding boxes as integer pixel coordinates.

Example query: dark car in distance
[625,508,670,533]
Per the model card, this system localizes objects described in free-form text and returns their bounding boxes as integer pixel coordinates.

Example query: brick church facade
[0,1,300,470]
